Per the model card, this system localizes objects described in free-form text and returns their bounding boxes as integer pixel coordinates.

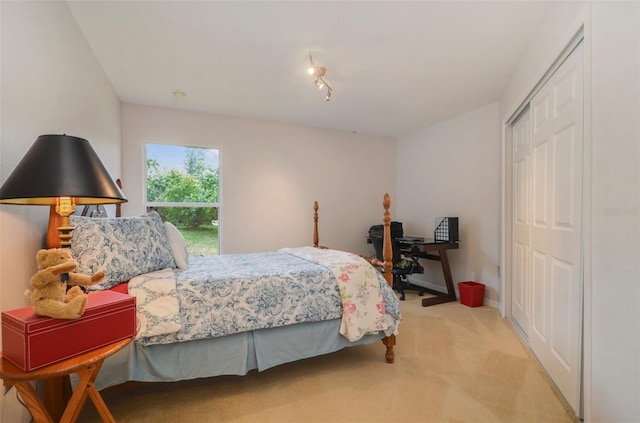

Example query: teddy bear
[24,248,104,319]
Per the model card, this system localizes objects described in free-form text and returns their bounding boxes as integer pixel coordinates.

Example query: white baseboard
[407,275,498,309]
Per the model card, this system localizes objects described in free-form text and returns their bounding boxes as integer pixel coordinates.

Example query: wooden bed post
[381,193,393,287]
[115,179,123,218]
[312,195,396,363]
[381,193,395,363]
[313,201,319,248]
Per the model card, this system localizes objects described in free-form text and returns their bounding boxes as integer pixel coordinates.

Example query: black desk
[396,238,460,307]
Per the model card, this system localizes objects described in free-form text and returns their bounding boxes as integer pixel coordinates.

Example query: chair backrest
[369,231,402,264]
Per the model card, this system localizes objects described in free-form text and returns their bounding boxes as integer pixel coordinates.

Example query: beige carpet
[78,293,577,423]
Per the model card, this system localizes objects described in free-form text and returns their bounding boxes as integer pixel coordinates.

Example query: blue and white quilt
[128,248,401,346]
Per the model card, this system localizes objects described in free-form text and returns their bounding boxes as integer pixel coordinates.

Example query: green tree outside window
[145,144,220,255]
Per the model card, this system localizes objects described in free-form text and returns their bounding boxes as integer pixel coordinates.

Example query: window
[145,144,220,255]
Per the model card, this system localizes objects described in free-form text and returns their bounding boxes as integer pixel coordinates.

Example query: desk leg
[421,250,458,307]
[14,381,54,423]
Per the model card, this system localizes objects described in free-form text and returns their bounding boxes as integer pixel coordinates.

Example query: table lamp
[0,134,127,248]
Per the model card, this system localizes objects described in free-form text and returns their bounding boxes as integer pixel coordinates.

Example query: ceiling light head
[307,54,332,102]
[309,66,326,78]
[173,91,186,99]
[324,88,332,102]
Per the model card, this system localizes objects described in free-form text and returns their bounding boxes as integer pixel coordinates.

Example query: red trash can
[458,281,485,307]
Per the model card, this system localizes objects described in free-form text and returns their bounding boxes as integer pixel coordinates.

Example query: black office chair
[369,232,425,300]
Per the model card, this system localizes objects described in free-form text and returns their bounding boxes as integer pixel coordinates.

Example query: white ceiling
[67,1,550,138]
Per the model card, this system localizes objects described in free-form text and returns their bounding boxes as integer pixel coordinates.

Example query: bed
[62,193,400,392]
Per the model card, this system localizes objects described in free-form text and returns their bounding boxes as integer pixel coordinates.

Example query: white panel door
[528,42,583,414]
[512,108,531,337]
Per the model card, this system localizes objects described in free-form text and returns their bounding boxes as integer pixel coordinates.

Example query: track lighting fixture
[307,55,332,102]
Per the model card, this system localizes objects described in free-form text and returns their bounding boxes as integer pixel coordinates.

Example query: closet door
[529,42,584,414]
[512,107,531,337]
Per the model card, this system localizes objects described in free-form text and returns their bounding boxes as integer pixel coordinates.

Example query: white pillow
[70,211,176,290]
[164,222,189,269]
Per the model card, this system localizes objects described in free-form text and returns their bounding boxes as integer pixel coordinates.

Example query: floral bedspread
[132,248,400,346]
[280,247,392,341]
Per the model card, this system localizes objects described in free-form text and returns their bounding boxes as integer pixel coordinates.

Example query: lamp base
[46,206,74,249]
[57,224,74,248]
[46,206,62,249]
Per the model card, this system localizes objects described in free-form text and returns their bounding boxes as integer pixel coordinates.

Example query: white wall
[499,2,589,120]
[395,102,501,307]
[122,103,396,256]
[589,2,639,422]
[499,2,640,422]
[0,2,121,420]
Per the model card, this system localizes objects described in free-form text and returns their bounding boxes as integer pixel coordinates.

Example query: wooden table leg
[439,249,456,299]
[43,375,72,421]
[60,359,114,423]
[87,380,116,423]
[60,365,95,423]
[421,249,458,307]
[0,338,132,423]
[14,382,54,423]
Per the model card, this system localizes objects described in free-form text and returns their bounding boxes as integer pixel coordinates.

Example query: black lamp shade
[0,134,127,205]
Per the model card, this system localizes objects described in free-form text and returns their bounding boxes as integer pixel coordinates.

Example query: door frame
[500,27,593,419]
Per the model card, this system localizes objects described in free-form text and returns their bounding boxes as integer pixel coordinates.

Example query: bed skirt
[93,318,384,391]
